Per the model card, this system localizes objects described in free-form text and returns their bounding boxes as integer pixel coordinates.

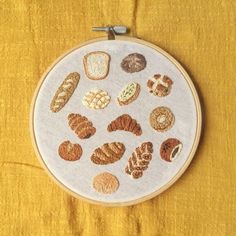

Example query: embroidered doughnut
[160,138,183,162]
[149,106,175,132]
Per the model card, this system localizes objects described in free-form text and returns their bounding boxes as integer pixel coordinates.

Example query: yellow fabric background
[0,0,235,235]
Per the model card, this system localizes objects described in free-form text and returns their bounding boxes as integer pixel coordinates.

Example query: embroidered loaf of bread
[125,142,153,179]
[91,142,125,165]
[68,113,96,139]
[107,114,142,136]
[83,51,110,80]
[50,72,80,112]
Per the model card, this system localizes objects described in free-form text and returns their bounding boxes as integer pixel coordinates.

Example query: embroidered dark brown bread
[107,114,142,136]
[68,113,96,139]
[91,142,125,165]
[125,142,153,179]
[160,138,182,162]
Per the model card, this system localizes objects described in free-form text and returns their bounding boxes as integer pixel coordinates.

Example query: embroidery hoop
[30,27,202,206]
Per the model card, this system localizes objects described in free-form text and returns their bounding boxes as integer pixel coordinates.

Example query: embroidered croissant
[107,114,142,136]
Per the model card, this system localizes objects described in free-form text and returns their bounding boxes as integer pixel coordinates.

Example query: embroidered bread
[93,172,119,194]
[82,89,110,109]
[58,140,82,161]
[117,82,140,106]
[91,142,125,165]
[149,106,175,132]
[121,53,147,73]
[50,72,80,112]
[160,138,182,162]
[125,142,153,179]
[83,51,110,80]
[68,113,96,139]
[107,114,142,136]
[147,74,173,97]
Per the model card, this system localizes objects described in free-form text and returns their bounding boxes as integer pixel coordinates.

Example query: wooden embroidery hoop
[30,28,202,206]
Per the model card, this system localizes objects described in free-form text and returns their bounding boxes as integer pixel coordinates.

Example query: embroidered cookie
[125,142,153,179]
[147,74,173,97]
[117,82,140,106]
[83,51,110,80]
[58,140,82,161]
[107,114,142,136]
[50,72,80,112]
[121,53,147,73]
[82,89,111,109]
[91,142,125,165]
[93,172,119,194]
[68,113,96,139]
[149,107,175,132]
[160,138,183,162]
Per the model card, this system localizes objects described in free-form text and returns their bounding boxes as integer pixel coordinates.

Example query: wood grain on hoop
[30,36,202,206]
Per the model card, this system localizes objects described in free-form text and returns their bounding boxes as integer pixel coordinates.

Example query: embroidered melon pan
[30,36,202,206]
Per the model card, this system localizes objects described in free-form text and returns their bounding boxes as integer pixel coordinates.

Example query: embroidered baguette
[50,72,80,112]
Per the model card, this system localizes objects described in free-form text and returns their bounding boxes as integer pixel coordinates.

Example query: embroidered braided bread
[125,142,153,179]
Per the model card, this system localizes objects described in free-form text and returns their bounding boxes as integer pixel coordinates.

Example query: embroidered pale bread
[107,114,142,136]
[50,72,80,112]
[82,89,110,109]
[91,142,125,165]
[117,82,140,106]
[83,51,110,80]
[93,172,119,194]
[125,142,153,179]
[68,113,96,139]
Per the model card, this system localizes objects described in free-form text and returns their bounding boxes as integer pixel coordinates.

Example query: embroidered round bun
[93,172,119,194]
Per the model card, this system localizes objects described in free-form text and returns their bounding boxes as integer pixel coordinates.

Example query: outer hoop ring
[30,36,202,206]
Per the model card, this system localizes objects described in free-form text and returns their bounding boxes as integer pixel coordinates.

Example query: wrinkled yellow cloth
[0,0,236,235]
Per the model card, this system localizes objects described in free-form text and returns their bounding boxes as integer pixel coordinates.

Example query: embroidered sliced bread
[83,51,110,80]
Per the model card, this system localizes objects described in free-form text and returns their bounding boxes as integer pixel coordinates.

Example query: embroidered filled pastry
[82,89,110,109]
[107,114,142,136]
[160,138,183,162]
[117,82,140,106]
[68,113,96,139]
[50,72,80,112]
